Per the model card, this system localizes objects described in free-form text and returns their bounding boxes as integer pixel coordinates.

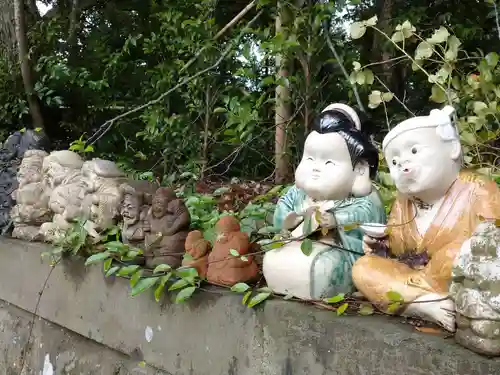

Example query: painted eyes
[411,146,418,154]
[392,159,397,166]
[306,157,314,161]
[325,160,335,166]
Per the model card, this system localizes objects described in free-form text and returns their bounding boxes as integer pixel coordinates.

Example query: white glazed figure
[263,104,386,300]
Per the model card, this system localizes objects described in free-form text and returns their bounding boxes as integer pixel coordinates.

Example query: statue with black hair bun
[262,103,387,300]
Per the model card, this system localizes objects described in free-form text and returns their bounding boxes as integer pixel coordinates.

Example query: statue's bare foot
[403,293,456,332]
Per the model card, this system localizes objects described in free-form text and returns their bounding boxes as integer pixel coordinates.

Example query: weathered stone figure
[144,187,190,268]
[11,150,51,240]
[353,106,500,332]
[450,221,500,356]
[0,129,49,235]
[263,103,386,300]
[206,216,259,286]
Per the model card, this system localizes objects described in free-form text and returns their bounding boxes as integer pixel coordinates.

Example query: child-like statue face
[295,131,356,201]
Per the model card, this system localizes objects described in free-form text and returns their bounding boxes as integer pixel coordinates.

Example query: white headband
[382,105,457,151]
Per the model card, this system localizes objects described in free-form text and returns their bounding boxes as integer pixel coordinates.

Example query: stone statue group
[1,102,499,357]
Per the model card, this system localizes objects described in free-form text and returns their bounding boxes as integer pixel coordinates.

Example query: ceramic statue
[39,150,86,242]
[144,187,191,269]
[183,230,211,279]
[11,150,52,240]
[206,216,259,286]
[0,129,50,235]
[118,180,158,247]
[81,158,126,233]
[353,105,500,332]
[450,221,500,356]
[262,103,386,300]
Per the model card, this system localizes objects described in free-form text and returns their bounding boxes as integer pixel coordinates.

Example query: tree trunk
[371,0,394,90]
[14,0,45,130]
[0,0,17,62]
[274,2,291,184]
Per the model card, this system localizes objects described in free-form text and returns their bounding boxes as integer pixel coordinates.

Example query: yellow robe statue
[353,171,500,308]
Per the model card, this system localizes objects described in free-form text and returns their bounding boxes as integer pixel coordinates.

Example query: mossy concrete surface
[0,238,499,374]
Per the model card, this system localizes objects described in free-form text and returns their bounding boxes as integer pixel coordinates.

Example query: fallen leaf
[415,326,443,334]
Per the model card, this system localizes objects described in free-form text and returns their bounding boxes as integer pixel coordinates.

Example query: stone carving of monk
[206,216,259,286]
[263,103,386,300]
[450,221,500,356]
[144,187,190,268]
[353,106,500,332]
[11,150,52,240]
[81,159,127,232]
[119,182,155,247]
[39,150,86,242]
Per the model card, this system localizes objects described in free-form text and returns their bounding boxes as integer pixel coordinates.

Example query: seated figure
[263,103,386,300]
[144,188,190,268]
[450,221,500,356]
[11,150,52,240]
[39,150,86,242]
[206,216,259,286]
[353,106,500,332]
[183,230,211,279]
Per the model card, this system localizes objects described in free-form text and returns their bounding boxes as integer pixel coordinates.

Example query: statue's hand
[282,212,303,230]
[363,235,389,257]
[363,235,377,255]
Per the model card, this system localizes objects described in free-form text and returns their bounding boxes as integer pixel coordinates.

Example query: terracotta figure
[353,105,500,332]
[183,230,211,278]
[206,216,259,286]
[144,187,190,268]
[262,103,386,300]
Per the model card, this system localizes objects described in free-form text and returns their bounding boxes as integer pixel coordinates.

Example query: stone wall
[1,238,500,375]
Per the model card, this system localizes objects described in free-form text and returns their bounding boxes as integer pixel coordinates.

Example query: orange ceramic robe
[352,171,500,307]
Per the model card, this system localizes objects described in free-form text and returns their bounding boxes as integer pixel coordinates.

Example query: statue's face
[121,193,140,224]
[151,195,168,218]
[384,127,458,197]
[295,131,355,201]
[44,161,65,188]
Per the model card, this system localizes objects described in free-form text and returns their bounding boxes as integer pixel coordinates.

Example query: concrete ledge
[1,238,500,374]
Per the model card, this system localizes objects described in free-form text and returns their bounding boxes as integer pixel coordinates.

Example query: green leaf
[368,90,382,109]
[365,15,378,26]
[103,258,112,272]
[445,36,461,61]
[391,30,405,43]
[84,145,94,153]
[105,266,120,277]
[473,101,488,115]
[242,290,252,305]
[381,92,394,102]
[349,22,367,39]
[85,251,111,266]
[240,255,249,262]
[229,249,240,257]
[364,69,374,85]
[336,303,349,316]
[352,61,361,71]
[324,293,345,304]
[429,84,447,103]
[386,290,404,303]
[168,279,189,291]
[117,265,140,276]
[427,26,449,44]
[231,282,251,293]
[247,292,272,308]
[153,264,172,274]
[358,303,374,315]
[34,127,42,132]
[486,52,499,68]
[130,277,158,296]
[300,239,313,256]
[387,302,402,313]
[176,266,199,281]
[415,41,433,60]
[460,131,477,145]
[130,269,143,288]
[154,274,171,302]
[105,241,128,253]
[175,286,196,303]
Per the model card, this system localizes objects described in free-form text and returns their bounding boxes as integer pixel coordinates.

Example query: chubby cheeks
[295,132,355,201]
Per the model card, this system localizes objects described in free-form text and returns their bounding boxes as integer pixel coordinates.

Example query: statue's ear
[351,161,372,197]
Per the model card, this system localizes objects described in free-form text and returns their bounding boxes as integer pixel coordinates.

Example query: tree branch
[86,9,264,146]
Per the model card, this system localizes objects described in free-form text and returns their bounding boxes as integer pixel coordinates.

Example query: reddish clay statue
[206,216,259,286]
[183,230,211,278]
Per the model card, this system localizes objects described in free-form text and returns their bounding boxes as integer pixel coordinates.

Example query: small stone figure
[11,150,52,240]
[144,188,190,269]
[206,216,259,286]
[81,158,126,232]
[0,129,50,235]
[450,221,500,356]
[119,181,157,247]
[39,150,86,242]
[183,230,211,278]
